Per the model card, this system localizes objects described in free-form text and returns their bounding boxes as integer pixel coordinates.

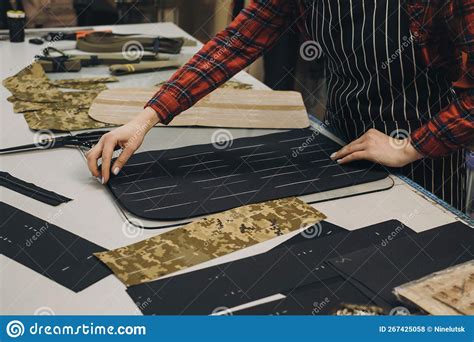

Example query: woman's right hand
[86,106,160,184]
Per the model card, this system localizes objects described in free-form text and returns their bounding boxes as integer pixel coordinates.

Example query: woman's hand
[86,107,160,184]
[330,128,423,167]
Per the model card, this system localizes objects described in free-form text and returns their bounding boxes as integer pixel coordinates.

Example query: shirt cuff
[410,123,452,158]
[145,91,182,125]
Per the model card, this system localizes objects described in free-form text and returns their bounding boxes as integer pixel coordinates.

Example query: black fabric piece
[43,31,77,41]
[51,57,66,72]
[108,129,388,220]
[87,55,100,66]
[0,202,111,292]
[234,276,375,315]
[152,38,160,54]
[126,220,414,315]
[0,171,72,206]
[328,221,474,307]
[275,221,347,249]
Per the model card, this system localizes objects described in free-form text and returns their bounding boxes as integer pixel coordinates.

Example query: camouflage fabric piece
[334,304,386,316]
[94,197,326,286]
[3,63,117,131]
[9,91,99,113]
[60,91,101,106]
[24,108,113,131]
[3,63,63,102]
[51,76,118,91]
[51,76,118,85]
[155,79,253,90]
[53,83,109,91]
[12,101,60,113]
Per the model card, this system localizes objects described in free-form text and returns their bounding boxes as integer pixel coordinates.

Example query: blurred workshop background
[0,0,327,120]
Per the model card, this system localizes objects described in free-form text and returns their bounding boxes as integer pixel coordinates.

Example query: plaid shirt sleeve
[146,0,295,124]
[410,0,474,157]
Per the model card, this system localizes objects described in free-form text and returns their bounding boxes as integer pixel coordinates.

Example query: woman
[87,0,473,210]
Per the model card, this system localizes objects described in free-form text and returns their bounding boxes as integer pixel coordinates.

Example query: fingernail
[330,153,337,160]
[113,167,120,175]
[336,159,342,164]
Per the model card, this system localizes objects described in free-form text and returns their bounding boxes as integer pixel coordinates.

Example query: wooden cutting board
[88,88,310,129]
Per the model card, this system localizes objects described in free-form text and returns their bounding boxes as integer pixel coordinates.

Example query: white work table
[0,23,470,315]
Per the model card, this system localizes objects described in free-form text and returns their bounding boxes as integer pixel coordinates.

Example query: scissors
[0,130,112,155]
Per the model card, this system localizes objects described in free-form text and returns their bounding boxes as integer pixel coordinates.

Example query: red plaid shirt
[147,0,474,158]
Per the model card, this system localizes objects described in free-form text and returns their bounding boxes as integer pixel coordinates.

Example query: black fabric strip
[328,221,474,307]
[108,129,388,220]
[0,171,72,206]
[234,276,375,315]
[0,202,111,292]
[126,220,414,315]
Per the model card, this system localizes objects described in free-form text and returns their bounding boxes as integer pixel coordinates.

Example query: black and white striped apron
[305,0,466,210]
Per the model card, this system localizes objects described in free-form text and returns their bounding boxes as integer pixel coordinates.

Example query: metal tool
[0,130,111,155]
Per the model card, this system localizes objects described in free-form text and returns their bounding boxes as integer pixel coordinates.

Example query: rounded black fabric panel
[108,129,388,220]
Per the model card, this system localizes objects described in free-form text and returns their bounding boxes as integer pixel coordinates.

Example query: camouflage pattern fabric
[24,108,113,131]
[11,100,60,113]
[51,76,118,86]
[94,197,326,286]
[9,91,100,113]
[3,63,116,131]
[53,83,109,91]
[51,77,118,91]
[334,304,386,316]
[3,64,63,102]
[155,79,253,90]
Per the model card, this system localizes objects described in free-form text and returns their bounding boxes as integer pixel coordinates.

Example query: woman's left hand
[330,128,423,167]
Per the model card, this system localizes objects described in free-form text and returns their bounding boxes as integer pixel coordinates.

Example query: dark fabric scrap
[328,221,474,307]
[0,202,111,292]
[126,220,415,315]
[109,129,389,220]
[0,171,71,206]
[233,276,374,315]
[275,221,347,249]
